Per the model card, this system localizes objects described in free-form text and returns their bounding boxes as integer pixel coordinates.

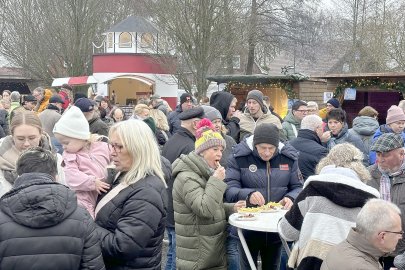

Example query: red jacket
[59,90,71,111]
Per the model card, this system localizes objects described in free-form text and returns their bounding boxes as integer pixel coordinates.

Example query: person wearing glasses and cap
[368,133,405,269]
[322,199,402,270]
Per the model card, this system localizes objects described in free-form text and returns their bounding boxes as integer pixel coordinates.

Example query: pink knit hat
[386,105,405,125]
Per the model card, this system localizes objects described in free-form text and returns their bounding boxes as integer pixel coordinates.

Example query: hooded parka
[172,151,234,270]
[0,173,105,270]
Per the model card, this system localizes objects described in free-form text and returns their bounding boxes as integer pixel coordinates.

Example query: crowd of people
[0,85,404,270]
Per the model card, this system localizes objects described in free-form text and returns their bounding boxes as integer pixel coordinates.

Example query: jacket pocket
[198,232,226,269]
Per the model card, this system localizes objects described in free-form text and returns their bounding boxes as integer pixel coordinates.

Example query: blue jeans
[227,234,245,270]
[279,242,293,270]
[165,227,176,270]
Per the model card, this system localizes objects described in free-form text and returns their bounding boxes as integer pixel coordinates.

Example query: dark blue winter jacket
[224,136,303,204]
[168,105,183,135]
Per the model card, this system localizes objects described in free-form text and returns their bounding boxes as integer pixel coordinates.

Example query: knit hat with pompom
[195,118,226,155]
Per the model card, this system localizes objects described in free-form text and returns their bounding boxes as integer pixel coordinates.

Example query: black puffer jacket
[289,129,328,181]
[95,173,168,270]
[162,127,195,228]
[162,127,195,164]
[0,173,105,270]
[168,105,183,135]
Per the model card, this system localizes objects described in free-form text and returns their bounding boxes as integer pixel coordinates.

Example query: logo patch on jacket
[279,164,289,170]
[249,164,257,172]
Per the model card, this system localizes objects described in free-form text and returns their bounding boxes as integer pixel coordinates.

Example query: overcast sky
[0,55,10,67]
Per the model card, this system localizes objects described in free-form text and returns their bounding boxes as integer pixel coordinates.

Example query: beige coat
[321,228,383,270]
[238,111,283,141]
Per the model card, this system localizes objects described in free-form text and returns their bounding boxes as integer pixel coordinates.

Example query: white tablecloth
[229,210,289,270]
[229,210,287,232]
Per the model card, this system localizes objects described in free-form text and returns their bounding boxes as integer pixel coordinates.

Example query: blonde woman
[149,108,170,146]
[95,120,168,270]
[278,143,380,270]
[132,104,150,120]
[0,111,65,196]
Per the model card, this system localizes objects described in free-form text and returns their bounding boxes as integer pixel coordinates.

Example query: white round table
[229,210,290,270]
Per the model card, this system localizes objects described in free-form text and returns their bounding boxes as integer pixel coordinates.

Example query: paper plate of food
[236,213,258,221]
[238,207,262,214]
[260,202,283,213]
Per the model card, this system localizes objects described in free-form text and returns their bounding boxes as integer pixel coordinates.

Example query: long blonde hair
[149,109,169,131]
[109,120,166,186]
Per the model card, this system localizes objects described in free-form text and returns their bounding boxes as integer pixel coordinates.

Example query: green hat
[143,117,156,134]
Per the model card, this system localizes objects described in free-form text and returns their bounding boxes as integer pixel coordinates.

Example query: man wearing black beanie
[224,123,303,270]
[168,93,194,135]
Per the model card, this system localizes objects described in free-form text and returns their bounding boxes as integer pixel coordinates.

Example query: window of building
[107,33,113,48]
[119,32,132,48]
[140,33,154,48]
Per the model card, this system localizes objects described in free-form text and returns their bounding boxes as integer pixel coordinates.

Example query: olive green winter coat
[172,151,234,270]
[282,111,301,140]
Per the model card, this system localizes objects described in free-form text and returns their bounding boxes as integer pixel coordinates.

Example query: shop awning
[99,74,154,86]
[51,75,98,87]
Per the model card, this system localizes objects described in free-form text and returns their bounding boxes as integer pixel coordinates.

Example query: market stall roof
[314,72,405,79]
[51,76,97,87]
[206,74,308,84]
[98,74,154,86]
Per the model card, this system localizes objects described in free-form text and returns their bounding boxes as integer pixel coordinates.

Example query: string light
[334,78,405,97]
[224,80,298,99]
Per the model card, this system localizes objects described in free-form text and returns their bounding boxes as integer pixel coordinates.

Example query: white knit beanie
[53,106,90,140]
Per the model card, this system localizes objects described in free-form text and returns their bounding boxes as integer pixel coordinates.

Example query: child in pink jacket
[53,106,110,218]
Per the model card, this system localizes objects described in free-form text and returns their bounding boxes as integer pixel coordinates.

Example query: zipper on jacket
[266,161,271,202]
[266,160,271,244]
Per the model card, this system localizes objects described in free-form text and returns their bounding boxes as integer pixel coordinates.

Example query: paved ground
[160,233,264,269]
[161,233,168,269]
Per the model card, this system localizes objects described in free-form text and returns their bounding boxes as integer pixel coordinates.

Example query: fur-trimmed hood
[304,165,380,207]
